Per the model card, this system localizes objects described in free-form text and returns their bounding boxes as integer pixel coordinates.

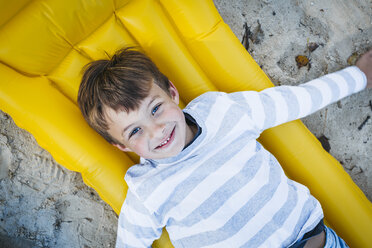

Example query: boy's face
[106,81,195,160]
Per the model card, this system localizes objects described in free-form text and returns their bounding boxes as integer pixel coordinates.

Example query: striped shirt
[116,66,366,248]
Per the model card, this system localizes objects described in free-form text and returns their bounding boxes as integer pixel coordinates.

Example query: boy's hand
[356,48,372,89]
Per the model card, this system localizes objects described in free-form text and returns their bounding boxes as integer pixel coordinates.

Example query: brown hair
[77,47,170,144]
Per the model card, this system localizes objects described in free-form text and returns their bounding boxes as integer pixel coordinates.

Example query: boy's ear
[113,143,132,152]
[168,80,179,104]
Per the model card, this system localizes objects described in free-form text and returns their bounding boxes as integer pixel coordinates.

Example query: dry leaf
[308,42,319,52]
[295,55,309,68]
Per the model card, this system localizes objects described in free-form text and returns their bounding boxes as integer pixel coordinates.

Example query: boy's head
[78,48,195,159]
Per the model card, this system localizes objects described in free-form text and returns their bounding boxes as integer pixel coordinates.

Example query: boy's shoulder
[184,91,230,119]
[187,91,222,104]
[185,91,237,111]
[184,90,256,116]
[124,159,157,195]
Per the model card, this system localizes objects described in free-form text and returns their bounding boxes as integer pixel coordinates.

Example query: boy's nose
[148,122,166,139]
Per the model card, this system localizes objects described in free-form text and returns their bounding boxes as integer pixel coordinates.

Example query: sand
[0,0,371,247]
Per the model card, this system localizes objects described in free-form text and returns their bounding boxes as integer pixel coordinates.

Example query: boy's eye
[152,103,162,115]
[129,127,140,138]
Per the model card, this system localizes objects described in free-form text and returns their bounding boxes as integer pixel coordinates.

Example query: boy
[78,48,372,248]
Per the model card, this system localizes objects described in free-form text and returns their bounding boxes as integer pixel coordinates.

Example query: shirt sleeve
[229,66,367,133]
[116,189,163,248]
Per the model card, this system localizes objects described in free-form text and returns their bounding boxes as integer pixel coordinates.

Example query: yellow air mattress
[0,0,371,247]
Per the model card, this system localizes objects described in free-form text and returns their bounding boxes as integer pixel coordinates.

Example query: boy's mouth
[155,127,175,149]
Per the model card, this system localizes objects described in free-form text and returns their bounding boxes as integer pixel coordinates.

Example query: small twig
[241,22,251,51]
[358,115,370,130]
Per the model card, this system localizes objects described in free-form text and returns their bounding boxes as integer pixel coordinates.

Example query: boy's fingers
[355,48,372,87]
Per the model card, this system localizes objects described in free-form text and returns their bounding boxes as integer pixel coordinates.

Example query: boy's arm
[116,190,163,248]
[237,66,367,133]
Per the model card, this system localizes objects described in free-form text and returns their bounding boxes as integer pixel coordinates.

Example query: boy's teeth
[160,137,170,146]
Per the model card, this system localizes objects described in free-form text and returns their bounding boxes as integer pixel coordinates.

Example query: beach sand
[0,0,371,247]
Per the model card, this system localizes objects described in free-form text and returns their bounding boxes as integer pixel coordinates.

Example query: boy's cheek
[131,141,147,156]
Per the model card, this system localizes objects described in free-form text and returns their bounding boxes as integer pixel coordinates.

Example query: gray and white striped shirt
[116,66,366,248]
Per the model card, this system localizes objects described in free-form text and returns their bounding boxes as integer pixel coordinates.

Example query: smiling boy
[105,81,196,160]
[78,48,371,248]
